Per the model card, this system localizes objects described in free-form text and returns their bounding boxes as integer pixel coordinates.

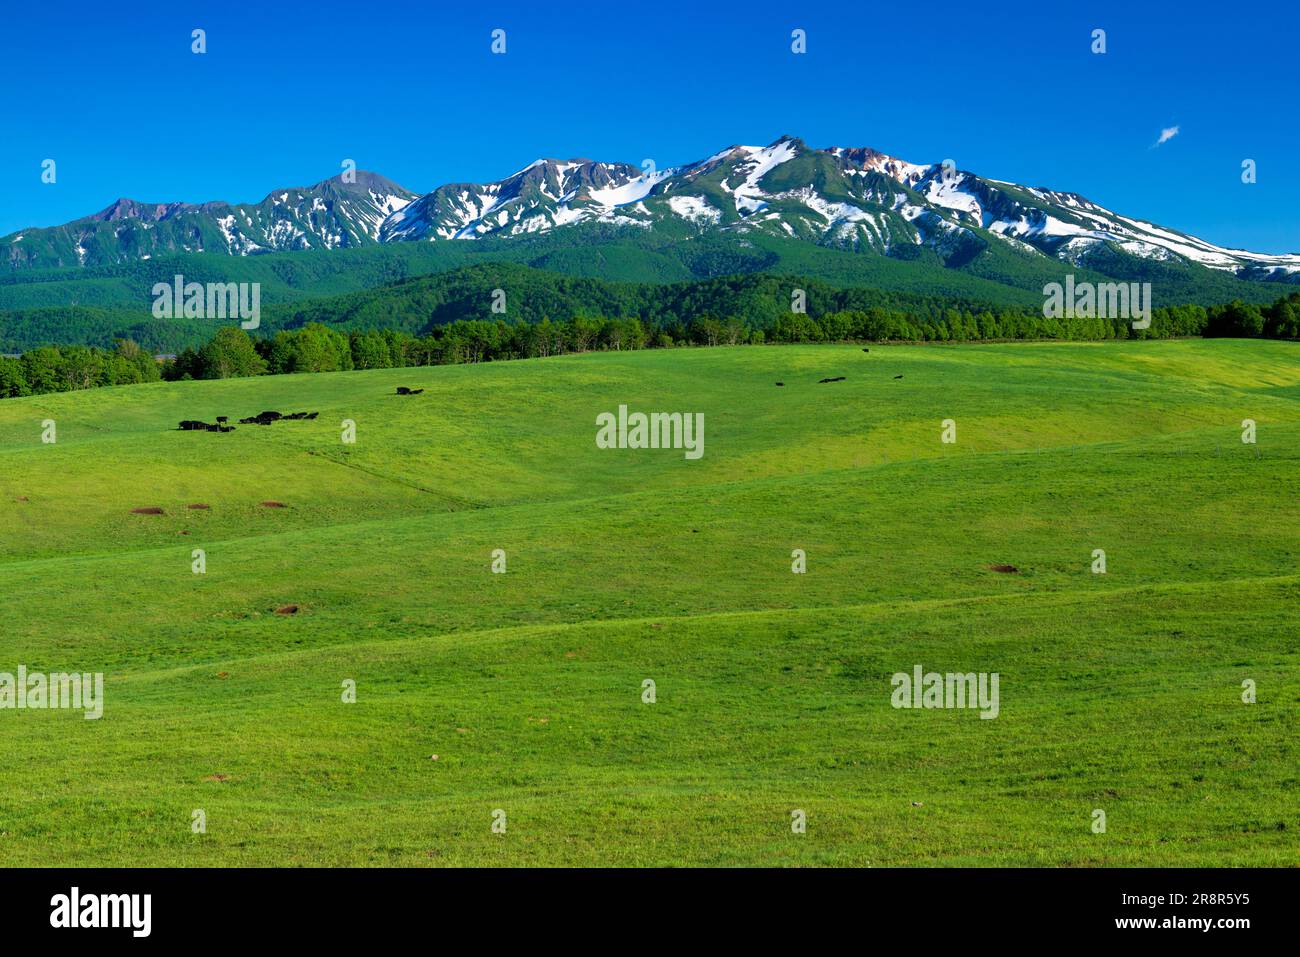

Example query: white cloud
[1153,125,1180,147]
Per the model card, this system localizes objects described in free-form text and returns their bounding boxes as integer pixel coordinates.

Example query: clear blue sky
[2,0,1295,253]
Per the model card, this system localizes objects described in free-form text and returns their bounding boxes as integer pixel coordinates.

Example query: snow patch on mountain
[668,195,721,224]
[588,168,672,206]
[726,140,798,214]
[924,174,982,219]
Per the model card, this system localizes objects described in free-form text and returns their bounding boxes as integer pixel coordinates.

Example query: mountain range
[6,136,1298,288]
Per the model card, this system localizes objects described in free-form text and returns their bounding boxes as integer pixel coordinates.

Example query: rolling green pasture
[0,340,1296,865]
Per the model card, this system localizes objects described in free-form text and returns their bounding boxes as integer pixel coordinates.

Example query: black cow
[178,419,233,433]
[234,410,317,425]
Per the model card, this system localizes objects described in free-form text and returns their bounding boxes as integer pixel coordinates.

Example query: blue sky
[2,0,1296,252]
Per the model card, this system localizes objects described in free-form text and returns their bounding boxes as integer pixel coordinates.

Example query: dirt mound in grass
[275,604,299,615]
[187,503,210,510]
[988,564,1019,574]
[131,507,165,515]
[260,500,287,508]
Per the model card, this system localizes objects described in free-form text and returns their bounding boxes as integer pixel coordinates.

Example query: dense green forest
[0,263,1039,352]
[1,220,1291,332]
[5,258,1296,355]
[2,286,1296,400]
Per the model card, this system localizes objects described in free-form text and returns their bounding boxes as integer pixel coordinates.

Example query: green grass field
[1,339,1297,866]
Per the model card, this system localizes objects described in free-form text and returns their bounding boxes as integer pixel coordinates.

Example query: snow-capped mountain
[5,137,1298,282]
[5,172,416,267]
[379,158,670,241]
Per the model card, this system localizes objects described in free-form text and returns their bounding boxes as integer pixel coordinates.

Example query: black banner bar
[0,867,1287,943]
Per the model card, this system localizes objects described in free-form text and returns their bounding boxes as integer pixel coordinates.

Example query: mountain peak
[7,137,1299,279]
[507,158,605,179]
[316,170,414,195]
[87,198,192,223]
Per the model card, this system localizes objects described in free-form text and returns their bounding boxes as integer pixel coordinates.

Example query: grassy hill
[0,340,1297,865]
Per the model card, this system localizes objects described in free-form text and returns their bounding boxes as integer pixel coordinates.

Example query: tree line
[1,291,1296,399]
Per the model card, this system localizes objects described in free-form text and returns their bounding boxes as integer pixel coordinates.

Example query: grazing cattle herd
[176,374,898,434]
[177,411,319,432]
[238,411,320,425]
[176,388,424,433]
